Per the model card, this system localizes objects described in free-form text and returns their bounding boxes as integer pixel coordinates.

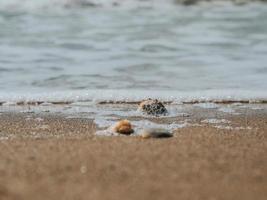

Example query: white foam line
[218,107,240,115]
[0,89,266,104]
[201,118,231,124]
[194,103,219,109]
[213,125,252,130]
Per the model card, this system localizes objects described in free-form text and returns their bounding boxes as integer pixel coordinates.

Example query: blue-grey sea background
[0,0,267,103]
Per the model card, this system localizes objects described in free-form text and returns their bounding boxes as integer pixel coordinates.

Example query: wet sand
[0,108,267,200]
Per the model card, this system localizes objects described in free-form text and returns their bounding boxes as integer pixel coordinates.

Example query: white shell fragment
[139,128,173,139]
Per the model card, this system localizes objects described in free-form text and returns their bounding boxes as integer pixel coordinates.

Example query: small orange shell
[112,120,134,135]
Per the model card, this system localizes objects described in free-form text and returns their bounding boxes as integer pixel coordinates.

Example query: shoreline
[1,99,267,106]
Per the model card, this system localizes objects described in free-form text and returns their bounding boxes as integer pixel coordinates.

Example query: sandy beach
[0,105,266,200]
[1,0,267,199]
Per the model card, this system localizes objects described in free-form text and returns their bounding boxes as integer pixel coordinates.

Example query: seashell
[139,128,173,139]
[138,99,168,116]
[112,120,134,135]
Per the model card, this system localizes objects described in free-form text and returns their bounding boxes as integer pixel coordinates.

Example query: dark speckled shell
[139,99,168,116]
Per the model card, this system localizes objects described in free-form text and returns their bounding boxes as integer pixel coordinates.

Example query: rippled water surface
[0,1,267,102]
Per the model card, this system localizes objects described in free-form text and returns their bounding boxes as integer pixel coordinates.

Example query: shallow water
[0,0,267,103]
[0,102,266,133]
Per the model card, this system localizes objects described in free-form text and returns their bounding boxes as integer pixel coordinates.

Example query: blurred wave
[0,0,175,11]
[1,0,266,12]
[0,1,267,101]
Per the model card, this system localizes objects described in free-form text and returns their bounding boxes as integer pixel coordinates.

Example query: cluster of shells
[108,99,172,139]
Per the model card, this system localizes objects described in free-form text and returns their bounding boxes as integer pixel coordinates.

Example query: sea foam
[0,89,266,105]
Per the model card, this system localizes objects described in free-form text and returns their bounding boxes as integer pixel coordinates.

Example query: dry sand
[0,107,267,200]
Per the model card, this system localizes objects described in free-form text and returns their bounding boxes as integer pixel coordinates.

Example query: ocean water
[0,0,267,103]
